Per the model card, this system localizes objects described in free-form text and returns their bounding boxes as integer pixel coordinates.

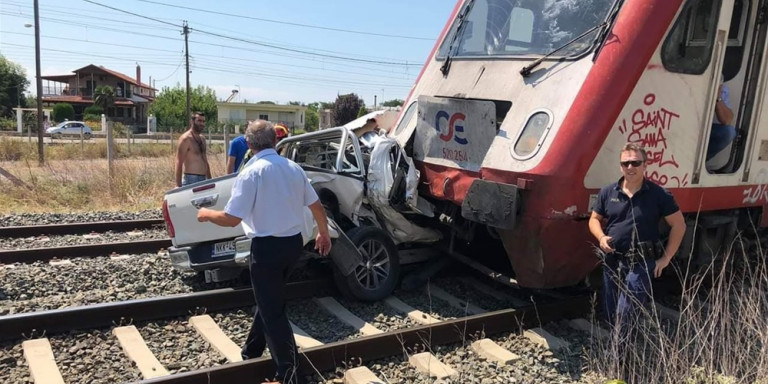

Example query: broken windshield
[436,0,618,59]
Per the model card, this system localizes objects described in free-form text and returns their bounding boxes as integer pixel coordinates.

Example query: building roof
[41,64,156,90]
[216,102,306,111]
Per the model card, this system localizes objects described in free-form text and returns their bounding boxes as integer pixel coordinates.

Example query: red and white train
[390,0,768,287]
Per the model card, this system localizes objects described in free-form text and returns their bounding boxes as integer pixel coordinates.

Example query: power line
[2,30,416,81]
[1,43,412,89]
[150,55,185,82]
[3,10,421,68]
[192,28,415,67]
[132,0,433,41]
[81,0,181,28]
[3,0,179,31]
[78,1,418,65]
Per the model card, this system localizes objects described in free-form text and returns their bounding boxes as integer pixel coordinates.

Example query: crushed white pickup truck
[162,126,441,301]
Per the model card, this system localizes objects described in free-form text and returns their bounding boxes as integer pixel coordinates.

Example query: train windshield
[437,0,618,59]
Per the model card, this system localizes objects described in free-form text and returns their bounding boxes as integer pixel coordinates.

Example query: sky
[0,0,454,106]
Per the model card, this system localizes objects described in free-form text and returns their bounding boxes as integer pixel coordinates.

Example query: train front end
[392,0,684,287]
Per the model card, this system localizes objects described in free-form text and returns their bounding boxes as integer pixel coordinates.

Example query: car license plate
[212,240,235,257]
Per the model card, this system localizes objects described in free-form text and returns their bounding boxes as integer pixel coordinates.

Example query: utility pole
[34,0,45,165]
[183,20,191,125]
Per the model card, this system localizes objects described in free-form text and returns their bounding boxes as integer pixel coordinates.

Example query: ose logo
[435,111,468,145]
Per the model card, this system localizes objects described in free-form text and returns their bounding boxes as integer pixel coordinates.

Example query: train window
[661,0,722,74]
[436,0,617,59]
[723,0,749,81]
[393,101,417,136]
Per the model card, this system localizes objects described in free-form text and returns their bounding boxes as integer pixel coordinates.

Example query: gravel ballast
[0,228,168,250]
[0,252,241,315]
[304,322,594,384]
[0,209,162,227]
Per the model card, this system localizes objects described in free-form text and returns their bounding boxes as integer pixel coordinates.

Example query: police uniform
[593,177,679,324]
[224,148,317,384]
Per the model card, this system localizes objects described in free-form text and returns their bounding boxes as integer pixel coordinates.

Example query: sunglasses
[620,160,644,168]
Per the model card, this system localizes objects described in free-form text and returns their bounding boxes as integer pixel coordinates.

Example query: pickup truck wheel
[334,226,399,302]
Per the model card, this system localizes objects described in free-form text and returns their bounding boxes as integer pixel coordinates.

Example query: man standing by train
[196,120,331,384]
[588,143,686,327]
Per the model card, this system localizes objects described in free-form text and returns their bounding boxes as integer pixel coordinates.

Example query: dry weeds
[587,227,768,384]
[0,139,228,214]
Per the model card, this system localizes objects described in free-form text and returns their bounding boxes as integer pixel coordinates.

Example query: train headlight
[512,109,553,160]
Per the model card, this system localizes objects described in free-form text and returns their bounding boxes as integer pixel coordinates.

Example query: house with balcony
[217,101,306,132]
[41,64,156,128]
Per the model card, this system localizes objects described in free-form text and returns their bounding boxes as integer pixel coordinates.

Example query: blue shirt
[593,178,679,253]
[224,148,319,238]
[714,84,731,124]
[227,136,249,173]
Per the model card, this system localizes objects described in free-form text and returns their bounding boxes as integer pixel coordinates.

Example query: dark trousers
[602,254,656,327]
[242,234,303,384]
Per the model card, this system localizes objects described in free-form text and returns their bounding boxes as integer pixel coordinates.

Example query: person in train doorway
[588,142,686,330]
[707,75,737,161]
[196,120,331,384]
[226,122,250,174]
[175,112,211,187]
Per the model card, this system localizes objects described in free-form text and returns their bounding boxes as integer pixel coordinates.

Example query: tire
[334,226,400,301]
[84,133,92,140]
[52,133,61,140]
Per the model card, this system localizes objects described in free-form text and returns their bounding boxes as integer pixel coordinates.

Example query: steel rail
[0,219,165,238]
[0,239,172,264]
[0,279,333,342]
[137,295,591,384]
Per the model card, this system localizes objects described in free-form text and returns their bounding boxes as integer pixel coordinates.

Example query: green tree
[0,55,29,118]
[94,85,115,114]
[52,103,74,122]
[148,84,218,131]
[357,105,369,118]
[305,109,319,131]
[381,99,404,107]
[331,93,363,126]
[256,100,276,104]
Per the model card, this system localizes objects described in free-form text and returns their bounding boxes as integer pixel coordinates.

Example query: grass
[586,225,768,384]
[0,138,227,213]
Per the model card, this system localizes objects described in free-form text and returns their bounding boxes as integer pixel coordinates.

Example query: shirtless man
[175,112,211,187]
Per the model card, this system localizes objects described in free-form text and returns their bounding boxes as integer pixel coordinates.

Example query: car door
[278,128,366,222]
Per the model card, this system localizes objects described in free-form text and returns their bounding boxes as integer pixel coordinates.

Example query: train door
[697,0,768,182]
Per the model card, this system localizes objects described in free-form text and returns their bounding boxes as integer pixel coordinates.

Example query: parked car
[46,121,92,139]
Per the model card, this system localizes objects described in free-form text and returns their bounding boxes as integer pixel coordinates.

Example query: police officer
[588,142,686,326]
[197,120,331,384]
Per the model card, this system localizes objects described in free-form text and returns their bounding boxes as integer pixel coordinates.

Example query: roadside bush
[84,120,100,130]
[83,114,101,122]
[52,103,74,122]
[83,106,103,116]
[0,117,16,131]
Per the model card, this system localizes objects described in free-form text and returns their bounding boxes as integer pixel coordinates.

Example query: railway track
[0,219,164,238]
[0,219,170,265]
[0,238,172,264]
[0,274,596,384]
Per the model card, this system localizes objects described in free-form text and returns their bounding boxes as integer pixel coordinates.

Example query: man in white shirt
[197,120,331,384]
